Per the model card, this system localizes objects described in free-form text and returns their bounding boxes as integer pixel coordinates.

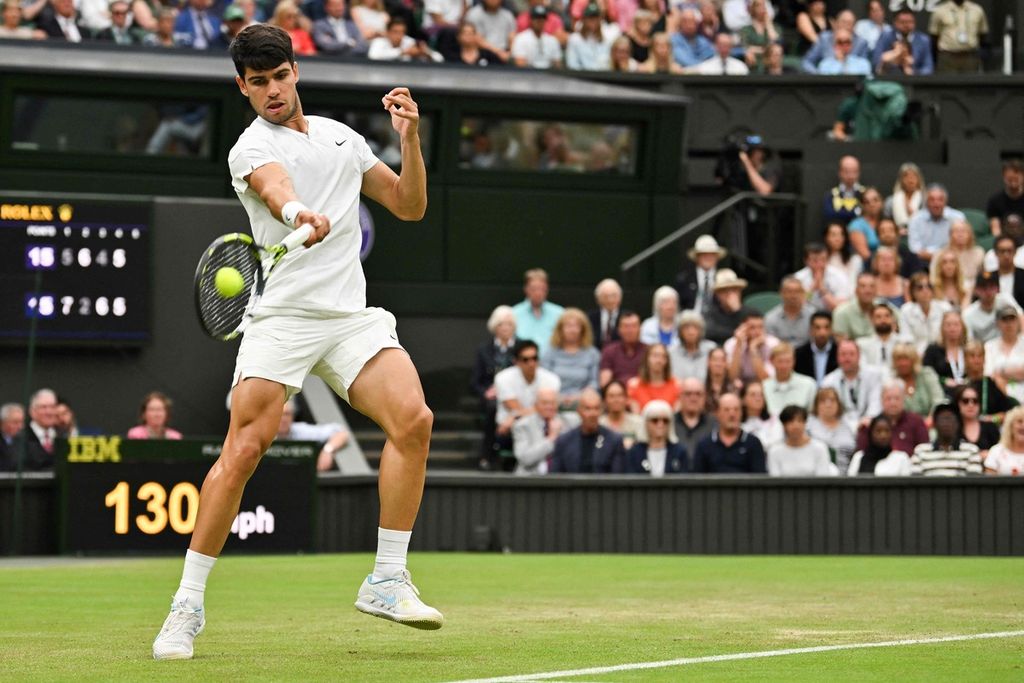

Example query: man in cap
[214,2,249,48]
[511,4,563,68]
[704,268,756,346]
[675,234,726,314]
[963,271,1018,342]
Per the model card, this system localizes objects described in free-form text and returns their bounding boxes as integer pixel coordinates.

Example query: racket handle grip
[282,224,315,252]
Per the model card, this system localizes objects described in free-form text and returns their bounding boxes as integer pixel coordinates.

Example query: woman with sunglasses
[625,399,687,476]
[985,306,1024,403]
[954,385,1000,457]
[847,187,884,261]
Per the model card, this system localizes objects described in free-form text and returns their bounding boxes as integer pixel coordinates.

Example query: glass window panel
[458,117,640,176]
[11,94,213,158]
[242,107,433,169]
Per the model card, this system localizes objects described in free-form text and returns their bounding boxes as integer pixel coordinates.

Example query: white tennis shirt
[228,114,380,316]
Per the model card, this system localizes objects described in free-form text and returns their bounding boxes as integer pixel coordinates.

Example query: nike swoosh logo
[335,140,347,147]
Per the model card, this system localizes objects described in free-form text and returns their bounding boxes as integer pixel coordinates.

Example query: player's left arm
[361,87,427,221]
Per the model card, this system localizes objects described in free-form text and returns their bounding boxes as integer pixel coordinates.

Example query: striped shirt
[910,441,982,476]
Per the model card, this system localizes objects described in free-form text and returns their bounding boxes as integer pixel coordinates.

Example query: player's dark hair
[229,24,295,79]
[811,311,832,325]
[387,16,407,31]
[894,8,915,19]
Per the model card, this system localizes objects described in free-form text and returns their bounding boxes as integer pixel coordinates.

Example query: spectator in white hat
[675,234,726,314]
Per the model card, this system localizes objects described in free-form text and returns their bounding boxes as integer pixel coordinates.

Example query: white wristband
[281,201,309,228]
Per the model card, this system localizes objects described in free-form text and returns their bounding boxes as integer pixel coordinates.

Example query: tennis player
[153,24,441,660]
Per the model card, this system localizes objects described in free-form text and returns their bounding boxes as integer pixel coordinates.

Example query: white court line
[447,630,1024,683]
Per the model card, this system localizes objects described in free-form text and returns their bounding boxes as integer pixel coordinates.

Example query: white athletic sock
[173,549,217,608]
[372,527,411,580]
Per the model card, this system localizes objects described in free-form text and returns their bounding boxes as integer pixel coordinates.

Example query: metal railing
[620,192,805,285]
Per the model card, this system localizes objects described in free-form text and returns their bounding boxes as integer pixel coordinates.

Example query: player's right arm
[245,162,331,247]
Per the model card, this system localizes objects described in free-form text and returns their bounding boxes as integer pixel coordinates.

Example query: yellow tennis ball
[214,267,245,298]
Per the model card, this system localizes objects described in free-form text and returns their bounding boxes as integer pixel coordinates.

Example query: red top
[627,376,681,411]
[290,28,317,56]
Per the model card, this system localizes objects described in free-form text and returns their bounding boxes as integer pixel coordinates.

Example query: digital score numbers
[0,197,150,343]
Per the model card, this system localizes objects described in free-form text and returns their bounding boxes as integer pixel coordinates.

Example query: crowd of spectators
[0,0,1004,75]
[0,388,347,473]
[471,153,1024,478]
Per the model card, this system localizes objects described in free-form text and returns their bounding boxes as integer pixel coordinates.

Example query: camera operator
[714,134,780,262]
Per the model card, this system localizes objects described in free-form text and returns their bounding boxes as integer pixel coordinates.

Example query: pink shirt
[127,425,183,440]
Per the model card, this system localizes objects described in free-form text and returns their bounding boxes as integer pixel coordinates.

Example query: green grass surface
[2,554,1023,682]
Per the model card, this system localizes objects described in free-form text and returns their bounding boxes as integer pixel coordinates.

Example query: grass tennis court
[3,554,1022,681]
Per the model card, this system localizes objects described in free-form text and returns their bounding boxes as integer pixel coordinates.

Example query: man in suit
[588,278,622,350]
[993,236,1024,310]
[93,0,140,44]
[550,389,624,473]
[675,234,726,314]
[174,0,220,49]
[822,340,884,432]
[872,8,934,75]
[37,0,88,41]
[312,0,368,56]
[512,387,578,475]
[0,403,25,472]
[795,312,838,385]
[856,303,910,372]
[12,388,58,471]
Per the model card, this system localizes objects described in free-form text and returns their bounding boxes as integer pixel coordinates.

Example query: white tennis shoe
[354,570,444,630]
[152,598,206,660]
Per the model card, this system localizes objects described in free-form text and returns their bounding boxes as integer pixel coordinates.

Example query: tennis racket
[193,224,314,340]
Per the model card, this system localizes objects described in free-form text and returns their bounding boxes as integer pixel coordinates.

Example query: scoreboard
[0,196,150,343]
[58,437,317,553]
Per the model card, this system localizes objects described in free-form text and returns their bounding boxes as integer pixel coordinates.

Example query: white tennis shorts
[232,306,403,402]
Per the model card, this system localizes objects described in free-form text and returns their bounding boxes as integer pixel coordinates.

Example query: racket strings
[197,242,259,339]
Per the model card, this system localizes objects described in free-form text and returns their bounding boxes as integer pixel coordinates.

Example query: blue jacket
[692,430,767,474]
[625,442,689,475]
[872,29,933,75]
[174,7,222,49]
[670,32,714,67]
[801,31,870,73]
[550,426,625,474]
[312,17,369,56]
